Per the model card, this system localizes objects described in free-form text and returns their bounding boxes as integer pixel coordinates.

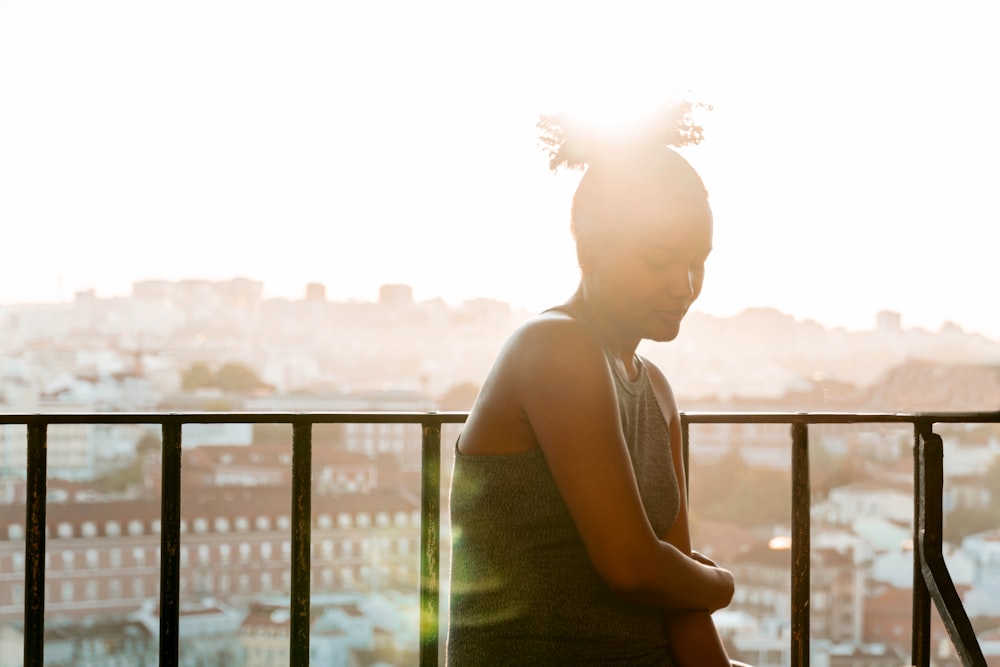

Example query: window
[12,553,23,572]
[61,581,74,602]
[108,579,121,599]
[105,521,121,537]
[240,543,251,562]
[133,547,145,566]
[151,519,161,534]
[193,518,208,533]
[256,516,271,531]
[261,543,272,560]
[375,512,390,527]
[81,521,97,538]
[215,517,230,533]
[219,544,231,565]
[57,523,73,538]
[180,546,189,567]
[86,549,99,569]
[110,549,122,568]
[7,524,23,540]
[235,516,249,531]
[276,515,290,530]
[356,513,371,528]
[198,545,210,565]
[62,551,74,569]
[317,514,332,530]
[394,512,408,527]
[128,520,143,536]
[337,513,351,529]
[282,541,291,560]
[133,578,145,598]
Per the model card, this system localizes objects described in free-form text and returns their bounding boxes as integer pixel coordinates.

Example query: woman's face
[582,191,713,343]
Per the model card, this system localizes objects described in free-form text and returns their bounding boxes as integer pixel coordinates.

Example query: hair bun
[537,99,710,173]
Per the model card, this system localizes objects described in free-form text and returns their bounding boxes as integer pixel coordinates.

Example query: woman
[448,107,738,666]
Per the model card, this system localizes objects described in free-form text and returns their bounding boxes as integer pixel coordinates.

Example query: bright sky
[2,1,999,337]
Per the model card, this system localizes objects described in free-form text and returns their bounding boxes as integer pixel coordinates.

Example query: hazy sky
[2,1,999,337]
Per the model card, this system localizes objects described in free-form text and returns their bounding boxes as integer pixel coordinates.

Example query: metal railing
[2,410,998,667]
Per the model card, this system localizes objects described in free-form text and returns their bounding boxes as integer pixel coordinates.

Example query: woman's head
[570,146,708,245]
[538,106,713,342]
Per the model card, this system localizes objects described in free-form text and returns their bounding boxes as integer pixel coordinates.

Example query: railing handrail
[1,409,999,424]
[6,409,997,667]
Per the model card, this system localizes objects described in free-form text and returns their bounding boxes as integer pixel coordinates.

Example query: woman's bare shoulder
[459,310,613,455]
[499,310,611,386]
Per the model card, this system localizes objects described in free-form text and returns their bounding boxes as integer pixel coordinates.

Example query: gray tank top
[447,306,681,665]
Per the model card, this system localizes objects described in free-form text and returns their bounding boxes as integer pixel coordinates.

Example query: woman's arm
[645,361,734,667]
[510,318,734,612]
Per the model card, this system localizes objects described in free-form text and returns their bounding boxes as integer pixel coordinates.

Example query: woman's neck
[566,285,641,378]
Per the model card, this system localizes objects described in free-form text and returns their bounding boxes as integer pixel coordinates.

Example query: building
[0,484,422,624]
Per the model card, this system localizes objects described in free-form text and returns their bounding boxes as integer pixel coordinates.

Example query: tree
[215,361,268,394]
[690,447,791,528]
[181,362,214,390]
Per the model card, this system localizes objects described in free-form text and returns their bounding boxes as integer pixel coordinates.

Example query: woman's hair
[537,101,710,240]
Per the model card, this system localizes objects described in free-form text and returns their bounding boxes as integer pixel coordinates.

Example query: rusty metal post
[159,421,182,667]
[917,430,987,666]
[23,423,47,667]
[681,416,690,496]
[420,420,442,667]
[290,422,313,665]
[912,424,931,667]
[790,422,810,667]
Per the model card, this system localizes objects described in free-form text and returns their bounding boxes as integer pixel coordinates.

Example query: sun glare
[546,81,704,147]
[768,535,792,551]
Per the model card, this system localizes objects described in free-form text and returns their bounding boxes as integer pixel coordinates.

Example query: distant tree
[944,506,1000,544]
[943,457,1000,543]
[215,362,269,394]
[93,458,143,493]
[182,362,214,391]
[314,423,346,448]
[253,423,290,444]
[810,443,871,498]
[136,432,160,457]
[438,382,481,411]
[690,447,791,527]
[202,398,237,411]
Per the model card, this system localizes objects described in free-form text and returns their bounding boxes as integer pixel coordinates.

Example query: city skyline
[2,274,998,342]
[3,2,1000,338]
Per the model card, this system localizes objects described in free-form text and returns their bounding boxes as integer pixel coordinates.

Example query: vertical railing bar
[912,422,931,667]
[790,422,810,667]
[917,430,987,666]
[419,418,442,667]
[680,415,690,497]
[159,421,182,667]
[23,422,47,667]
[290,421,313,666]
